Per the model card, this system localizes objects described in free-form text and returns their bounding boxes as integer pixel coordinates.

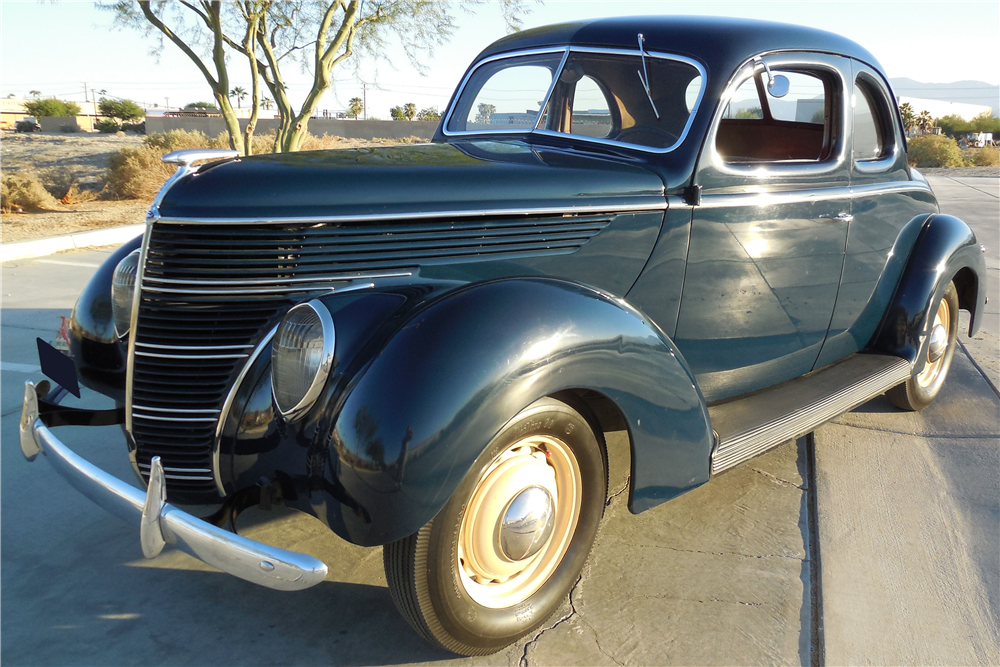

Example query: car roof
[477,15,884,76]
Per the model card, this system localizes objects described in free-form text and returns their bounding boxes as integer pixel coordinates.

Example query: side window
[852,75,894,162]
[570,76,613,138]
[717,69,834,162]
[446,53,563,133]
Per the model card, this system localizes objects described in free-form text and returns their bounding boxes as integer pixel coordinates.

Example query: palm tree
[261,96,274,111]
[403,102,417,121]
[230,86,247,109]
[29,90,41,98]
[916,110,934,135]
[348,97,364,120]
[899,102,916,135]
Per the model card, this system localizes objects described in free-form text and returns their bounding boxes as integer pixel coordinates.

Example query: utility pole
[165,96,170,111]
[363,83,366,121]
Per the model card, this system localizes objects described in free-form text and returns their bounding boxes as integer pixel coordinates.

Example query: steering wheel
[613,126,679,148]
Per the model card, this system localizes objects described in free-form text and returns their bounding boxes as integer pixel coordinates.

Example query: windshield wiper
[636,33,660,119]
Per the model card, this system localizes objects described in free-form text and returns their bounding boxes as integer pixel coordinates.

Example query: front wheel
[383,396,607,656]
[887,281,959,411]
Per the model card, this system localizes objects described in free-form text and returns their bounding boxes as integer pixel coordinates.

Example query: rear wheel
[887,281,959,411]
[383,396,606,656]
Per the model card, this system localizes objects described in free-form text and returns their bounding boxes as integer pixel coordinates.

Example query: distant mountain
[889,78,999,117]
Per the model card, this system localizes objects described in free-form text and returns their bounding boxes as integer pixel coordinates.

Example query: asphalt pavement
[1,176,997,665]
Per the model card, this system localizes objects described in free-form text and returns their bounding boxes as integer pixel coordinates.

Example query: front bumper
[19,381,328,592]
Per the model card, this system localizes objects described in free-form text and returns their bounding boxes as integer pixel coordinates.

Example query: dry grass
[968,147,1000,167]
[102,129,426,200]
[1,170,60,213]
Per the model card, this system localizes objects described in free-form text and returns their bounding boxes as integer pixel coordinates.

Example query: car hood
[156,140,665,220]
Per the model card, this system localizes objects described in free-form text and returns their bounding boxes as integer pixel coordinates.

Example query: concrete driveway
[1,176,996,665]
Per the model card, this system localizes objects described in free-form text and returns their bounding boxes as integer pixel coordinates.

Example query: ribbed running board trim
[710,356,911,474]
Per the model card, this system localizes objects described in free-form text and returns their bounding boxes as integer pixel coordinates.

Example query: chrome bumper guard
[19,381,329,592]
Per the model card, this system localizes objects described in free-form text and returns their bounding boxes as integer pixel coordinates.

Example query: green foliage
[348,97,364,120]
[98,97,145,126]
[390,105,407,121]
[23,98,81,117]
[403,102,417,121]
[416,106,441,121]
[969,111,1000,134]
[95,119,120,133]
[475,103,496,124]
[184,101,218,110]
[1,170,59,212]
[735,106,763,120]
[15,120,39,132]
[899,102,915,132]
[934,114,968,137]
[969,147,1000,167]
[907,135,966,168]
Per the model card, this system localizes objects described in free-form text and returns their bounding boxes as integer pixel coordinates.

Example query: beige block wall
[145,116,439,140]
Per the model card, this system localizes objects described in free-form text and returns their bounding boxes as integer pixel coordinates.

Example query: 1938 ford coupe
[20,16,987,655]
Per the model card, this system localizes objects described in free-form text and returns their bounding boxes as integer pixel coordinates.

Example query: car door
[674,53,853,401]
[813,60,937,368]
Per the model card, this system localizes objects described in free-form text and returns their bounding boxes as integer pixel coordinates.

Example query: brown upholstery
[717,119,825,162]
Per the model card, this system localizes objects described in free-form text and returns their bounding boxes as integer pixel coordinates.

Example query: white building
[896,96,991,121]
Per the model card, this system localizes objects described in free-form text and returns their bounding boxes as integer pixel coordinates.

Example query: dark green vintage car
[20,16,987,655]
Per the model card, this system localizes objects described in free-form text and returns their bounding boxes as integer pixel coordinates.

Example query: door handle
[819,213,853,223]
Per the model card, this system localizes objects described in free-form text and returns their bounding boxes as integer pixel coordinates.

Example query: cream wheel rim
[457,434,582,609]
[917,298,951,388]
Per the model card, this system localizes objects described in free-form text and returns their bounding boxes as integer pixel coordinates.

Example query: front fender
[307,278,712,546]
[871,213,986,369]
[68,235,143,401]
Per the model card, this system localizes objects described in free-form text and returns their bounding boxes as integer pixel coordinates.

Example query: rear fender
[871,214,986,370]
[295,278,713,546]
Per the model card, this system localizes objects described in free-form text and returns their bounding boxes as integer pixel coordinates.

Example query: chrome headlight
[271,300,335,421]
[111,250,140,338]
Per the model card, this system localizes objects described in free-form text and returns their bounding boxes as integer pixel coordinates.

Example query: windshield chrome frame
[442,46,708,155]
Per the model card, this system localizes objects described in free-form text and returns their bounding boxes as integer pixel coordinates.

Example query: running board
[709,354,911,474]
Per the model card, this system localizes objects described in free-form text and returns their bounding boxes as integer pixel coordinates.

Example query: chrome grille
[129,214,611,500]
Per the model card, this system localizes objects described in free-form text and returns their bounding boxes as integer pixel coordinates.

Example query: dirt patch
[0,131,423,244]
[920,166,1000,177]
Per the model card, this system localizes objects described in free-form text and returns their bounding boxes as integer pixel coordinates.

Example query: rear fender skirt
[290,278,712,547]
[870,214,986,371]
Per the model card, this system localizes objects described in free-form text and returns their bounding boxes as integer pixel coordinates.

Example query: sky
[1,1,998,119]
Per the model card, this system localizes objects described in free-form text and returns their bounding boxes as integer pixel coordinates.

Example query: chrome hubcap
[927,324,948,363]
[497,486,555,562]
[457,434,582,608]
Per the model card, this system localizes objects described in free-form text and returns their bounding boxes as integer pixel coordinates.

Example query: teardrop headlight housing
[111,249,140,338]
[271,300,335,421]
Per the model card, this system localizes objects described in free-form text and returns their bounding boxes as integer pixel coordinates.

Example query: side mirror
[768,74,790,98]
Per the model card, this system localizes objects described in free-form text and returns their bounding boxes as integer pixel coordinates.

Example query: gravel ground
[1,132,997,244]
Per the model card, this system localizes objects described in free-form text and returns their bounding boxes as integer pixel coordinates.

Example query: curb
[1,224,144,262]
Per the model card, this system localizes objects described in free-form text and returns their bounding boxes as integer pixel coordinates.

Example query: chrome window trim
[441,46,708,154]
[441,47,570,138]
[701,53,851,179]
[695,180,932,209]
[153,201,667,225]
[851,66,903,175]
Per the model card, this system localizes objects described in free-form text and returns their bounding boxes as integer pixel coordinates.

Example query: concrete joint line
[829,420,1000,439]
[945,176,1000,199]
[804,433,825,667]
[958,339,1000,399]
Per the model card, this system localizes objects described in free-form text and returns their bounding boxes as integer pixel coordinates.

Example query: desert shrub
[23,99,81,117]
[250,131,276,154]
[144,129,213,152]
[37,167,77,199]
[907,135,966,168]
[104,146,175,200]
[1,171,59,212]
[121,121,145,134]
[15,120,39,133]
[98,98,145,126]
[96,119,119,133]
[59,124,78,133]
[968,146,1000,167]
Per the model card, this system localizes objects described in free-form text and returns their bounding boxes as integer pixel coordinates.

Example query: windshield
[445,48,705,152]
